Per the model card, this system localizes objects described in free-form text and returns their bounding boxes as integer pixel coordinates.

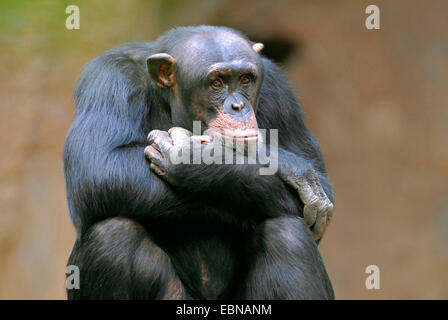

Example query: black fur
[64,26,334,300]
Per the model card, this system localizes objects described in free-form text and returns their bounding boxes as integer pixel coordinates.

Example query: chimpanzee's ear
[147,53,176,88]
[252,43,264,53]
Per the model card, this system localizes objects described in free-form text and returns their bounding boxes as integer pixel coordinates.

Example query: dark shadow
[249,36,300,64]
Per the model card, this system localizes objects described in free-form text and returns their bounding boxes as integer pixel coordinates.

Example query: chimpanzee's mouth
[215,128,259,143]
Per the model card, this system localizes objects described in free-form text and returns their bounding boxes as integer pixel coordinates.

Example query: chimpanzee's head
[147,26,264,143]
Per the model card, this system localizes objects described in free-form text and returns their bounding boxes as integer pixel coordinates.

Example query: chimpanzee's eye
[240,75,251,85]
[211,79,223,89]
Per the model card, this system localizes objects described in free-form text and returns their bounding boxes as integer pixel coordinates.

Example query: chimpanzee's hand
[144,127,212,185]
[279,162,334,241]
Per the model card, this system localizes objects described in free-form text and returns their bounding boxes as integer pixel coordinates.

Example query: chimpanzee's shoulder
[104,42,156,60]
[75,42,156,98]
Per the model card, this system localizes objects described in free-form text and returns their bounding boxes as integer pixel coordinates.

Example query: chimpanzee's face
[188,59,262,142]
[180,34,264,142]
[147,32,264,142]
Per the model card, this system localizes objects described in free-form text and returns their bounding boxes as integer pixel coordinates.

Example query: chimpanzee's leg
[238,216,334,300]
[67,217,188,299]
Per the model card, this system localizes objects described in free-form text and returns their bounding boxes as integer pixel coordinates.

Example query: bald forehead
[178,32,256,64]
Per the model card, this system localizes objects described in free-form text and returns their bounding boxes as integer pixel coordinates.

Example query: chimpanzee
[63,25,335,300]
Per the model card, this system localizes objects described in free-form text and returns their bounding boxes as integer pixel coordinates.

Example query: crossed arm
[144,127,334,241]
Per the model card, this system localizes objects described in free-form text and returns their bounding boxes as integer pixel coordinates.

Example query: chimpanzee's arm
[63,52,189,234]
[144,128,303,219]
[64,121,189,234]
[257,58,335,239]
[143,129,332,239]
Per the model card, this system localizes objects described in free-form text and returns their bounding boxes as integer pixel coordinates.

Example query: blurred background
[1,0,447,299]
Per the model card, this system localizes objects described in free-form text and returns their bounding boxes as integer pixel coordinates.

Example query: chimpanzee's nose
[231,101,244,111]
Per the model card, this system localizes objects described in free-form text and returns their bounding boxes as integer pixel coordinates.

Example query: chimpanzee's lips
[217,128,259,142]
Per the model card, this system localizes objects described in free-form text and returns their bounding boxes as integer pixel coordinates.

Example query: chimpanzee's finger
[147,130,173,155]
[306,170,326,200]
[148,130,163,143]
[168,127,192,147]
[295,175,319,207]
[326,203,334,223]
[303,202,318,227]
[150,163,165,176]
[168,127,192,136]
[144,145,163,166]
[307,170,334,239]
[313,209,328,241]
[148,130,173,145]
[288,177,316,227]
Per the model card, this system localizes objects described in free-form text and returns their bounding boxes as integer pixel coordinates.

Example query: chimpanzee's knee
[257,216,316,256]
[67,217,185,299]
[245,216,334,299]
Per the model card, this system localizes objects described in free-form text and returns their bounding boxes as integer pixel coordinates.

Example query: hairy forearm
[65,145,190,231]
[279,147,334,203]
[168,153,302,217]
